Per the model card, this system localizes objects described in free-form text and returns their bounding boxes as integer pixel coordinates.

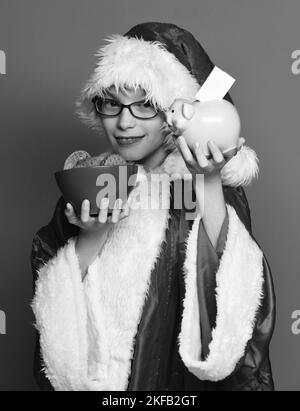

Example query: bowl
[55,164,139,217]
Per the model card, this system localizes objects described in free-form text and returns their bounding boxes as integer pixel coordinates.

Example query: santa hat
[75,22,259,187]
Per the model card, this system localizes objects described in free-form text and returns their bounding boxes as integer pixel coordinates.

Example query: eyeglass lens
[94,98,157,119]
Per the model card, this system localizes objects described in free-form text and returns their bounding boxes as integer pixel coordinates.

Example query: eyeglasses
[92,96,159,119]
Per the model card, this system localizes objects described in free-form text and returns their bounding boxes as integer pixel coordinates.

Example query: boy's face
[99,86,167,164]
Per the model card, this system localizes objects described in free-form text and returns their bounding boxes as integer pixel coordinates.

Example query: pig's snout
[165,111,180,130]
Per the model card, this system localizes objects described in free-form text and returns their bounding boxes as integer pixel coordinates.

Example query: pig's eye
[171,109,175,113]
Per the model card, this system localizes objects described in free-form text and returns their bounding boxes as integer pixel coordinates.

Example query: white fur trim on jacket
[75,34,199,133]
[178,204,264,381]
[31,168,171,391]
[31,238,105,391]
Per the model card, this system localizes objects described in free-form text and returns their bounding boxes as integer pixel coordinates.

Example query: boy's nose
[117,107,136,129]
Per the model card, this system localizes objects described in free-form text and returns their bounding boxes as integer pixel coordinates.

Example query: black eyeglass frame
[92,96,160,120]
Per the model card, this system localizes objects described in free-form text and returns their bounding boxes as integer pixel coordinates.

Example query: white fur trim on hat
[75,34,200,133]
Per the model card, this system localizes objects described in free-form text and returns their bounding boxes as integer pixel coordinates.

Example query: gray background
[0,0,299,391]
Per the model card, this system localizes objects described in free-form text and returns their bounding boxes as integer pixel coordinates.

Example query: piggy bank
[165,99,241,158]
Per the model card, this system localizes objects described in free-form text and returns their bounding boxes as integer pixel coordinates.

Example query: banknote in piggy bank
[165,99,241,158]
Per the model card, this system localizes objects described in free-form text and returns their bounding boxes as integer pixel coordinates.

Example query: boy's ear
[182,103,195,120]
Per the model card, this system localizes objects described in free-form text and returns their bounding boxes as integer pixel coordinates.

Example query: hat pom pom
[220,145,259,187]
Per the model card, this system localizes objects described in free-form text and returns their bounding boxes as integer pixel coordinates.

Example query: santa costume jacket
[30,22,275,391]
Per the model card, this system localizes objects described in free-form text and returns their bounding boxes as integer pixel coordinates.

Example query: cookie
[64,151,132,169]
[76,155,106,168]
[101,154,128,166]
[63,150,91,170]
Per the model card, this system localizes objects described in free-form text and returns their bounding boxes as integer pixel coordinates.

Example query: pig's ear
[182,103,195,120]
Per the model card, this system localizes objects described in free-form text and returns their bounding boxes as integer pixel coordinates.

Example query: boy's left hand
[174,136,245,177]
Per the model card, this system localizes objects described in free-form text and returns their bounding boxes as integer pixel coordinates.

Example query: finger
[121,200,130,218]
[111,199,123,223]
[64,202,73,216]
[238,137,246,149]
[177,136,198,166]
[65,202,77,221]
[98,197,109,223]
[112,199,123,222]
[194,143,209,168]
[207,140,225,166]
[80,199,90,223]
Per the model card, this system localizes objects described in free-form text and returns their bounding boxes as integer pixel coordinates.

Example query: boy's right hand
[64,197,130,234]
